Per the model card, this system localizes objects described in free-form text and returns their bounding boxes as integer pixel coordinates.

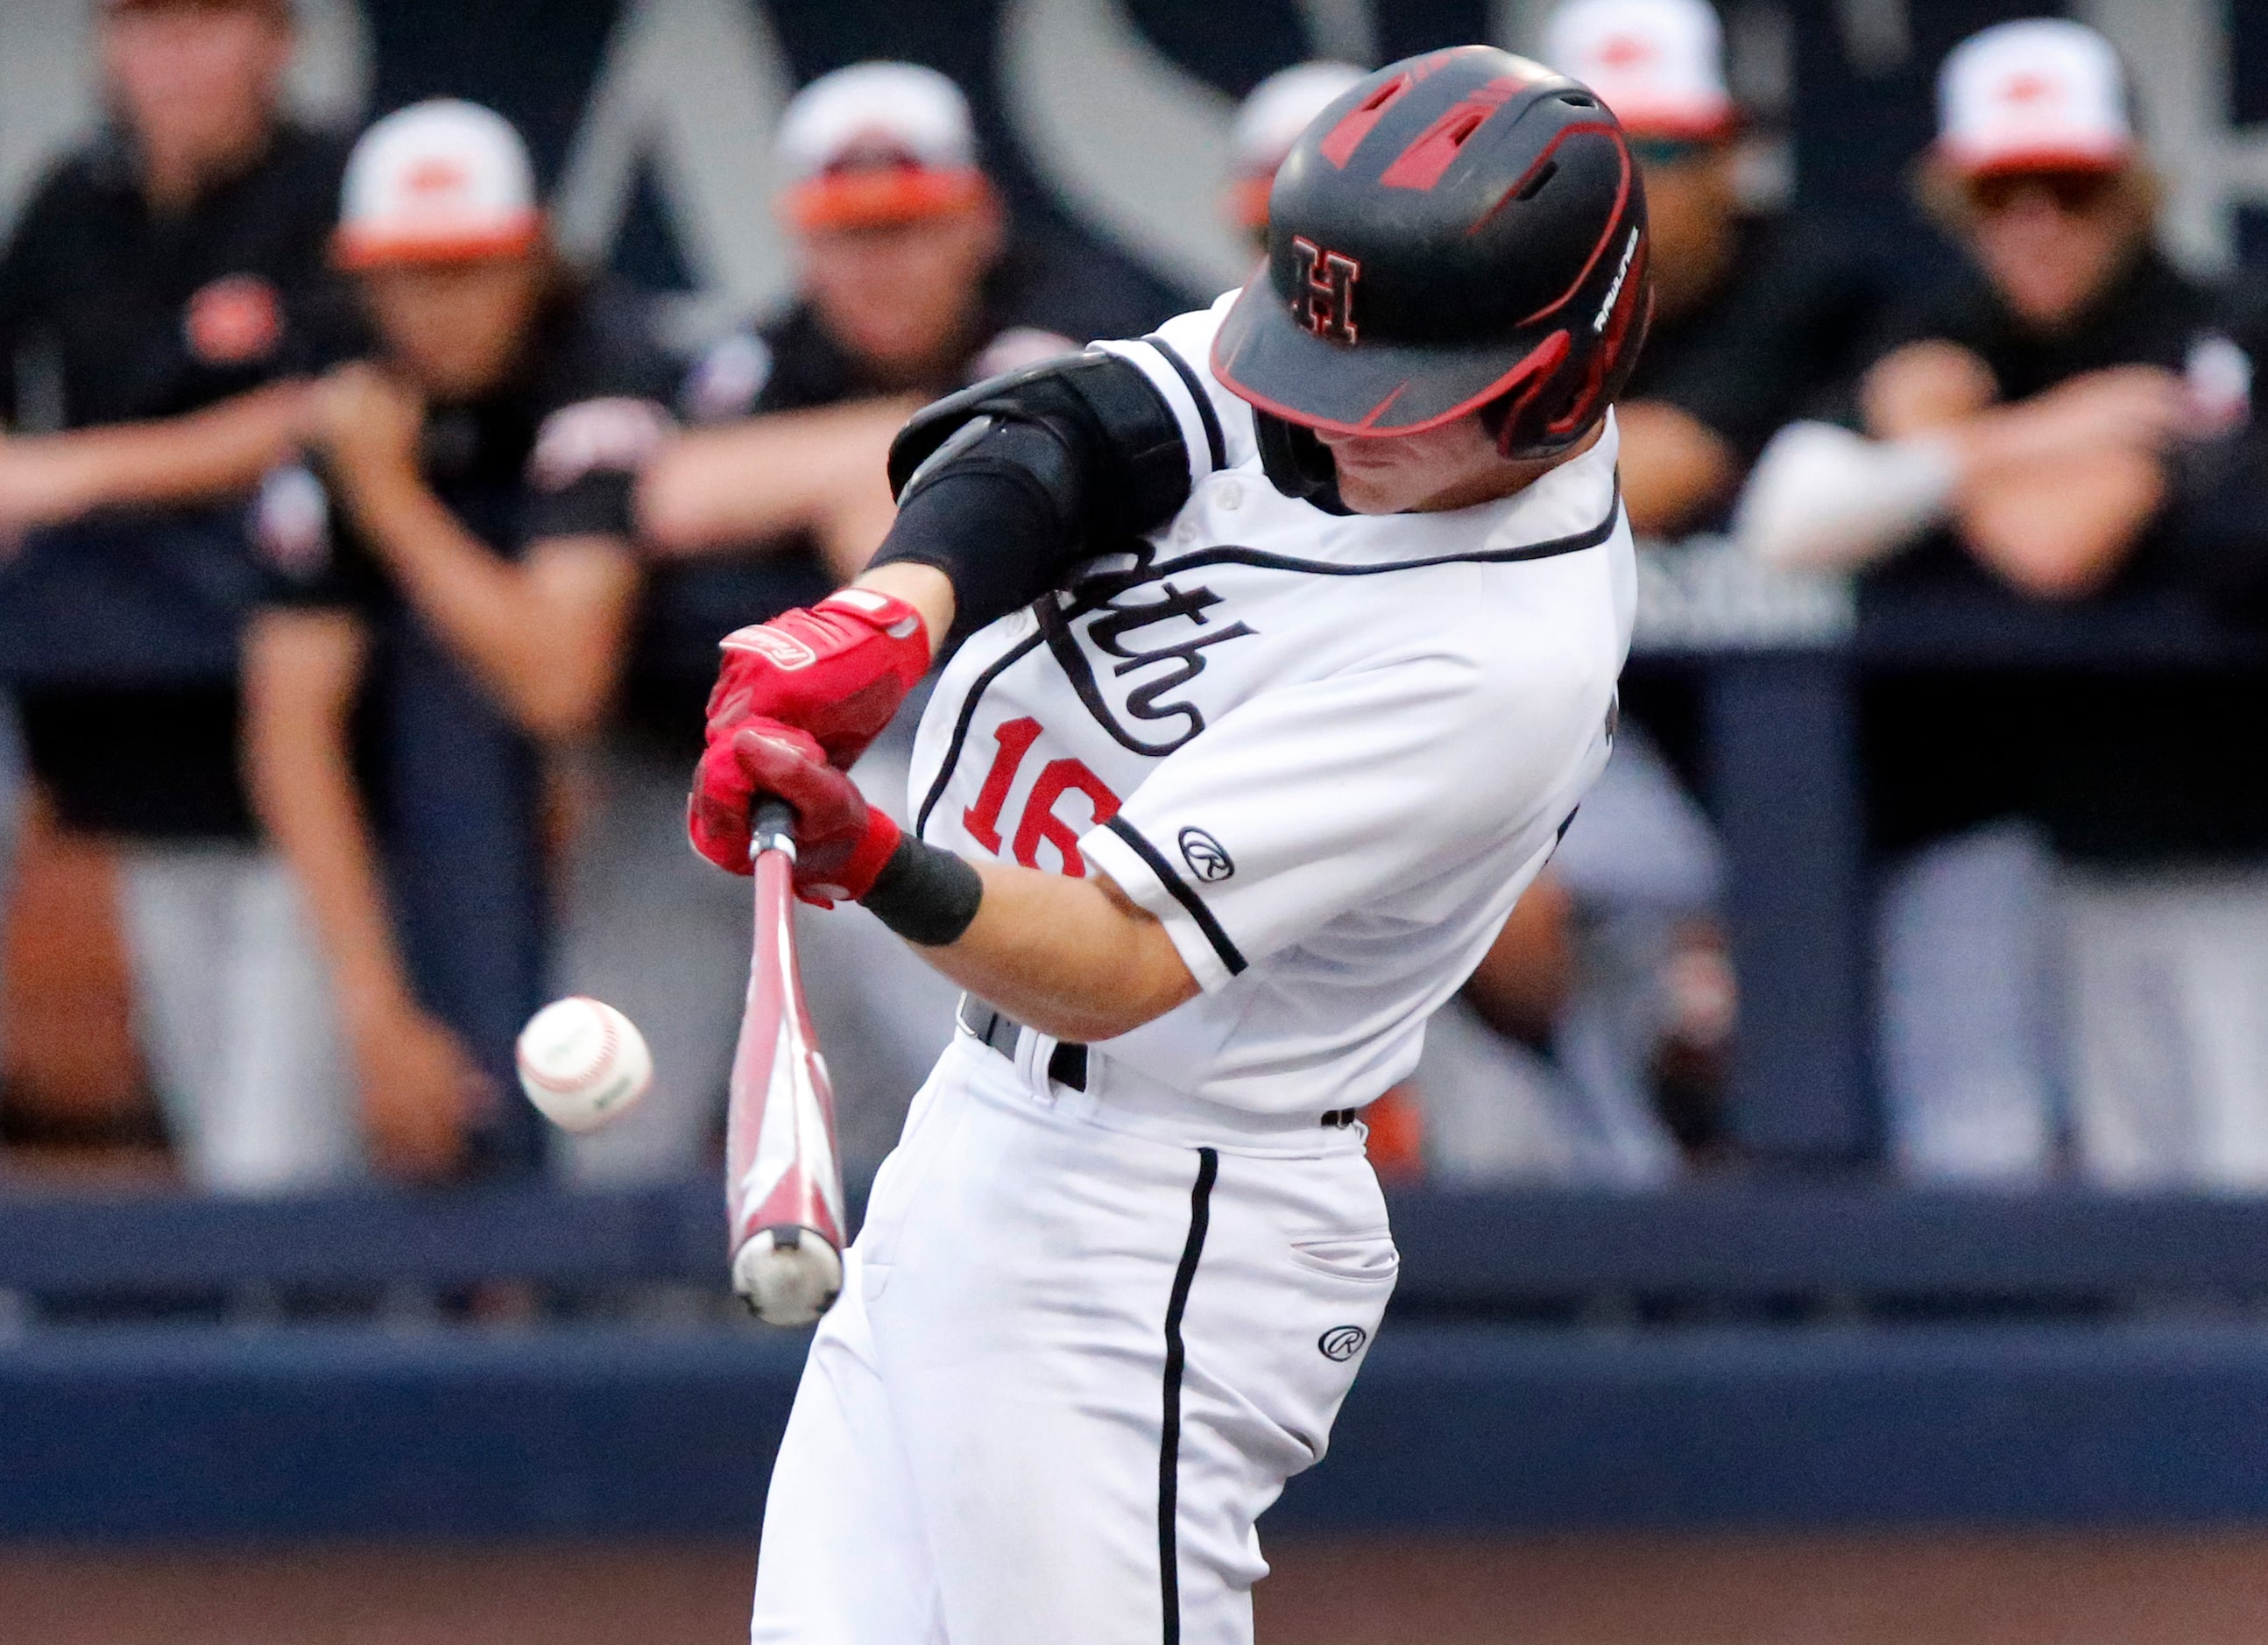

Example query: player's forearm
[637,398,915,561]
[252,736,415,1025]
[856,561,956,663]
[1954,449,2163,600]
[0,380,310,523]
[243,627,418,1025]
[1614,400,1736,539]
[899,862,1198,1042]
[341,469,625,737]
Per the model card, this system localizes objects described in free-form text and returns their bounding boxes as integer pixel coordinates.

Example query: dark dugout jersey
[0,123,360,840]
[0,123,357,429]
[623,262,1081,760]
[1622,214,1888,482]
[1855,251,2268,862]
[258,280,672,618]
[255,279,673,1143]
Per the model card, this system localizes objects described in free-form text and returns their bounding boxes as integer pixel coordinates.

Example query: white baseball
[515,997,652,1133]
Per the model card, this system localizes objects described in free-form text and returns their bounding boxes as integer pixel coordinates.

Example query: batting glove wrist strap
[860,837,984,948]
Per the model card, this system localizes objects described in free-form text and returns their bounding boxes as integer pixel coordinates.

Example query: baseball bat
[724,798,848,1326]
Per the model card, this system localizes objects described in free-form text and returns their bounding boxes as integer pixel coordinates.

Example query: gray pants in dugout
[1881,822,2268,1188]
[556,738,964,1184]
[117,842,357,1191]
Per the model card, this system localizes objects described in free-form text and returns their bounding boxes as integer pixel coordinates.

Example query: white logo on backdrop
[554,0,798,342]
[999,0,1250,299]
[2081,0,2260,274]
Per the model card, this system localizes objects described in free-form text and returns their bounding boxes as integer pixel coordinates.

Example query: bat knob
[733,1225,844,1326]
[751,798,798,865]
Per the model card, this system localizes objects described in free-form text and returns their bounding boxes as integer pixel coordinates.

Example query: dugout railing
[9,547,2268,1540]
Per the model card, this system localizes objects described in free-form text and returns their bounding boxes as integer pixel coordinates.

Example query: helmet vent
[1513,159,1558,201]
[1319,73,1417,167]
[1358,76,1411,115]
[1556,92,1598,108]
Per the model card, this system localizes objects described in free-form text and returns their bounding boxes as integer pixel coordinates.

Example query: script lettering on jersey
[1055,581,1258,758]
[1289,237,1360,344]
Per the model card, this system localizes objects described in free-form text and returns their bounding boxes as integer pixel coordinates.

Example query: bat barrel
[725,794,848,1330]
[732,1224,844,1326]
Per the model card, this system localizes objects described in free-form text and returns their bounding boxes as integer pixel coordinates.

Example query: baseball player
[690,47,1650,1644]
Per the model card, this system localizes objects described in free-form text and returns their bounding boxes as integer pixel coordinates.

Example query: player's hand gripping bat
[725,799,848,1325]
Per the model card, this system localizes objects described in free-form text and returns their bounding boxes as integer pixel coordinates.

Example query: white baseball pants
[750,1031,1399,1645]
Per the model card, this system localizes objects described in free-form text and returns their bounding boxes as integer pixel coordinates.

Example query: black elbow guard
[887,344,1219,544]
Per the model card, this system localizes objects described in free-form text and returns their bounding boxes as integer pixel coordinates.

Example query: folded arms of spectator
[1742,350,2196,595]
[1863,343,2194,598]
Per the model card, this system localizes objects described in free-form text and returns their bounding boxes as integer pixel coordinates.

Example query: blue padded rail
[10,1181,2268,1304]
[9,1321,2268,1541]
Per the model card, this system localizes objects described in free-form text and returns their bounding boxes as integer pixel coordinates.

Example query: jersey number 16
[963,717,1121,878]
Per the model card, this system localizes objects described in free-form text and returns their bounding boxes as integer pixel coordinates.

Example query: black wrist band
[860,836,985,947]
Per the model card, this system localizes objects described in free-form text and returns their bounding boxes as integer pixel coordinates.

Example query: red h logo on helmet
[1289,237,1360,344]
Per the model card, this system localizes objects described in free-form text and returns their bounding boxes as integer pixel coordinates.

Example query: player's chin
[1328,462,1419,515]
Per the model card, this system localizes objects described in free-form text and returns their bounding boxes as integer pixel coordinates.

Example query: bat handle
[751,798,797,865]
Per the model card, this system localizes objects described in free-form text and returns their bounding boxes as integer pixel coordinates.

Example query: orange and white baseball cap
[1937,19,2133,177]
[335,99,542,270]
[1542,0,1735,141]
[777,62,987,232]
[1227,61,1367,230]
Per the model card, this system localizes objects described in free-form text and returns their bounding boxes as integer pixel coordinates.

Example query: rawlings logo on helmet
[1592,228,1641,335]
[1289,237,1361,344]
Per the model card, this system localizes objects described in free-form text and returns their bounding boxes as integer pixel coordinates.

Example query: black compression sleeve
[861,835,985,947]
[866,418,1087,636]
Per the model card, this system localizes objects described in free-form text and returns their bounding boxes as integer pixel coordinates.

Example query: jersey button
[1217,479,1244,511]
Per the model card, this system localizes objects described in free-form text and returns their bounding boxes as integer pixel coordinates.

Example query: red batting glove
[689,718,902,904]
[707,588,930,768]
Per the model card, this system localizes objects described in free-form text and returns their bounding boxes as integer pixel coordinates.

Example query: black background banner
[340,0,2268,340]
[7,1,2268,339]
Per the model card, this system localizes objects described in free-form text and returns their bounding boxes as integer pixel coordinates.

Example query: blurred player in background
[1549,0,1883,537]
[1854,19,2268,1186]
[0,0,359,1191]
[1736,18,2268,1184]
[560,63,1076,1184]
[247,101,672,1179]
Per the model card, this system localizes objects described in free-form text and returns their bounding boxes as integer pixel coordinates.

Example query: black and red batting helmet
[1212,46,1650,506]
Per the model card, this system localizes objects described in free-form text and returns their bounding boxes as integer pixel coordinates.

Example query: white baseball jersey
[908,292,1633,1121]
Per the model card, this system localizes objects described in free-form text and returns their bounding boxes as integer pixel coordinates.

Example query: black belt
[959,996,1364,1129]
[959,996,1088,1091]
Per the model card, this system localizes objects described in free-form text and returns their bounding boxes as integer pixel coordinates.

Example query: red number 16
[963,717,1120,877]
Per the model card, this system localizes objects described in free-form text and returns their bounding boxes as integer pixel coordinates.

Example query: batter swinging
[688,46,1652,1645]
